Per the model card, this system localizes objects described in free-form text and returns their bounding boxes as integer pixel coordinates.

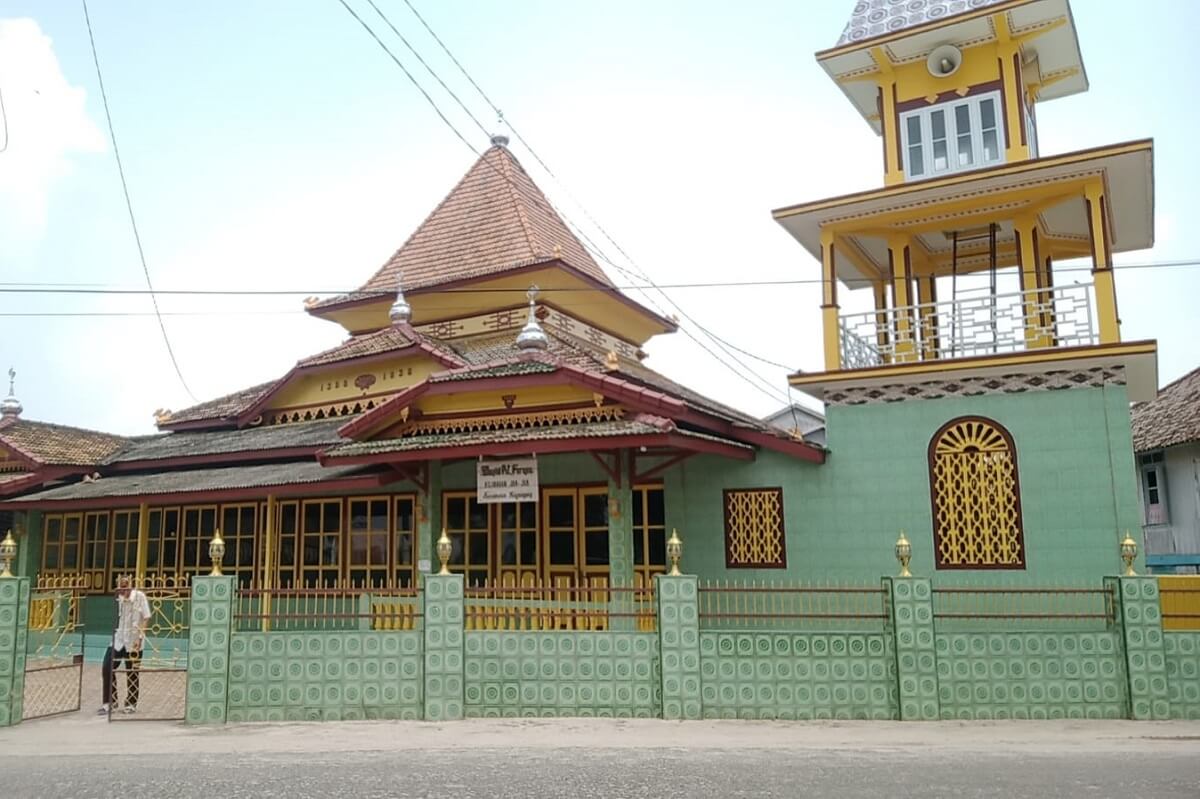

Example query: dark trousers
[102,646,141,707]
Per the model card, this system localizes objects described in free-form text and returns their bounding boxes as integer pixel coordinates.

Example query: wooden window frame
[299,498,343,587]
[632,483,666,590]
[722,487,787,569]
[441,491,491,587]
[108,510,140,589]
[347,495,392,588]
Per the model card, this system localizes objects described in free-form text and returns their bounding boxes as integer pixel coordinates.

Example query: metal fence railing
[233,586,423,632]
[931,585,1115,630]
[697,580,888,632]
[464,581,656,632]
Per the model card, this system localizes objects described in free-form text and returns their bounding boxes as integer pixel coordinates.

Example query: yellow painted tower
[774,0,1156,402]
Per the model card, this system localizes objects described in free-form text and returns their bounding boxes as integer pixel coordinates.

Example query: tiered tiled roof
[0,419,128,466]
[160,381,276,427]
[313,144,611,311]
[1132,367,1200,453]
[111,418,346,464]
[298,325,461,369]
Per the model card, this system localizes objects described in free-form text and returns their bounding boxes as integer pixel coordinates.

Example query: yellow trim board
[772,140,1152,220]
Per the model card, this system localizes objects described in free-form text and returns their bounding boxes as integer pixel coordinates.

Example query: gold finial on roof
[604,351,619,371]
[303,296,320,309]
[153,408,172,425]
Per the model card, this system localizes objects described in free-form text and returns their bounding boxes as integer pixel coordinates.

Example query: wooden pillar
[1038,251,1056,344]
[888,234,917,362]
[1085,182,1120,343]
[820,229,841,370]
[262,494,275,632]
[134,501,149,585]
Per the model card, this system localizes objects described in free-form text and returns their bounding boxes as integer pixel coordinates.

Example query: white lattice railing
[838,284,1096,369]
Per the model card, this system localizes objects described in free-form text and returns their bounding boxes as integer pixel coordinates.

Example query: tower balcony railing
[838,283,1096,369]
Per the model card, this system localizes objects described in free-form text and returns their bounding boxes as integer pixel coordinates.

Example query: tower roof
[836,0,1011,47]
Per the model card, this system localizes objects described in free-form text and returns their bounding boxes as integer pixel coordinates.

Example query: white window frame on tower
[900,91,1005,180]
[1139,451,1169,526]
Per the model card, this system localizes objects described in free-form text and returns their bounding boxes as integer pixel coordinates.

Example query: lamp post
[208,529,226,577]
[0,529,16,578]
[895,531,912,578]
[666,529,683,576]
[1120,531,1138,577]
[436,528,452,575]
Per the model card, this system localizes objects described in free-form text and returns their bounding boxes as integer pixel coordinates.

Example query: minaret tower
[773,0,1155,578]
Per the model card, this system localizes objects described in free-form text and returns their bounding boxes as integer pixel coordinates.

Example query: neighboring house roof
[312,143,611,311]
[0,419,128,466]
[836,0,1010,46]
[762,404,827,446]
[1132,366,1200,452]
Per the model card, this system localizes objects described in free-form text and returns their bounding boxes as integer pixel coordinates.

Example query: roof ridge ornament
[1,367,22,420]
[389,271,412,325]
[515,285,549,352]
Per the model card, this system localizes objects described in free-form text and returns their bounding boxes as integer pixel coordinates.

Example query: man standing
[99,575,151,715]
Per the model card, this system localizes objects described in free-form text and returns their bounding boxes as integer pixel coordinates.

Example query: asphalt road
[4,744,1199,798]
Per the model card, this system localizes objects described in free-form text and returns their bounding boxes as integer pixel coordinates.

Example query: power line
[81,0,197,402]
[335,1,789,405]
[394,0,791,401]
[0,258,1193,297]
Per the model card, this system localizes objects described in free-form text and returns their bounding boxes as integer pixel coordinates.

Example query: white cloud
[0,18,105,253]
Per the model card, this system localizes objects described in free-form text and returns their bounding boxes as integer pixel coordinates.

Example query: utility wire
[395,0,789,399]
[336,1,790,405]
[0,258,1194,297]
[81,0,197,402]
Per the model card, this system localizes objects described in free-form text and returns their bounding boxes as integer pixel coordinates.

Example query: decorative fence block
[464,631,660,718]
[226,631,423,722]
[656,575,701,719]
[699,632,896,720]
[185,576,234,724]
[935,632,1125,720]
[1108,577,1170,720]
[0,578,30,727]
[885,577,940,720]
[1163,632,1200,719]
[424,574,465,721]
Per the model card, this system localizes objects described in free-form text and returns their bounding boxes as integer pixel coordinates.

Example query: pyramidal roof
[836,0,1010,47]
[351,143,611,303]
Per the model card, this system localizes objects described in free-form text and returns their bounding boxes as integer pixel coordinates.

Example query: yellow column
[888,234,917,362]
[870,48,903,185]
[1085,183,1120,343]
[820,228,841,371]
[995,15,1032,163]
[134,502,149,585]
[1014,213,1045,349]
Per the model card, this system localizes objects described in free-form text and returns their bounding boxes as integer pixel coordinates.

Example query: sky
[0,0,1197,436]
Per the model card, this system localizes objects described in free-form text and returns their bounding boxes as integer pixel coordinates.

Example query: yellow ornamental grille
[930,418,1025,569]
[723,488,786,568]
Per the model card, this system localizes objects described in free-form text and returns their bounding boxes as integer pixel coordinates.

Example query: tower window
[900,92,1004,179]
[928,417,1025,569]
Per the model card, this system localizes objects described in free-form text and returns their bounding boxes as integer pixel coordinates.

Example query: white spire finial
[1,367,21,420]
[389,271,412,325]
[515,285,549,351]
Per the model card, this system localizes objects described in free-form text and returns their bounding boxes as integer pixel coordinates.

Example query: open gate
[107,578,190,722]
[22,587,84,721]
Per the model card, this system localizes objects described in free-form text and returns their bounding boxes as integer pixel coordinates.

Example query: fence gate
[109,579,190,722]
[22,588,84,721]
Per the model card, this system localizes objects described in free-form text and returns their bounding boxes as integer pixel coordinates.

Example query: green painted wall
[463,631,660,718]
[699,632,896,720]
[665,384,1141,584]
[1164,632,1200,719]
[227,631,424,722]
[935,632,1126,719]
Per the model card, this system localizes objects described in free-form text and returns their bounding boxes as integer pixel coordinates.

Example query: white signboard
[477,456,538,503]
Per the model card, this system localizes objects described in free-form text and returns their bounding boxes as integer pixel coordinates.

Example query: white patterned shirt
[114,589,151,652]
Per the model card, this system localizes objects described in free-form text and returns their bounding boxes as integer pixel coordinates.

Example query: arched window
[928,417,1025,569]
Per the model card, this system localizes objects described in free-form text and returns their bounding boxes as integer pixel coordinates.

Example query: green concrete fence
[86,573,1200,724]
